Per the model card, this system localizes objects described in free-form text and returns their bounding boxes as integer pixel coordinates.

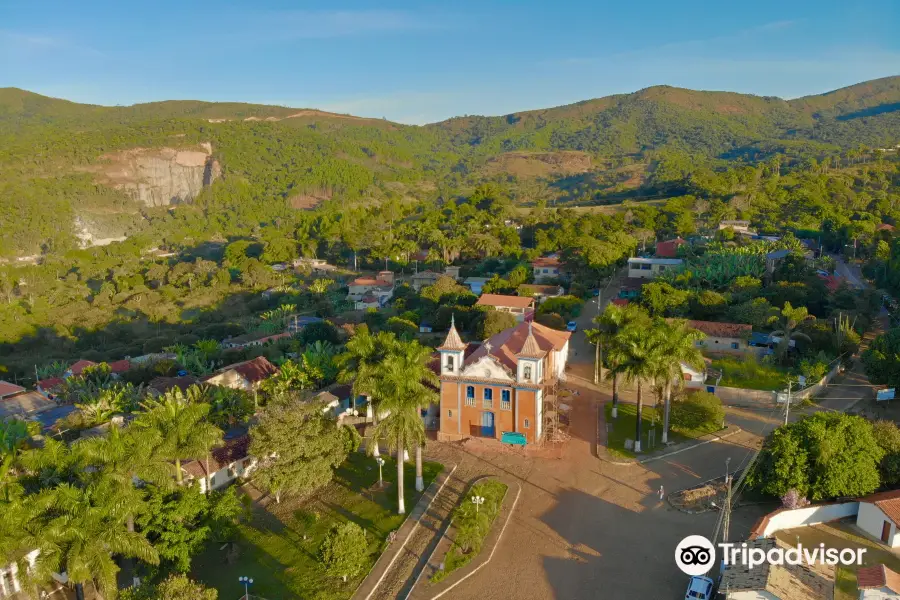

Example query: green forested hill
[1,77,899,257]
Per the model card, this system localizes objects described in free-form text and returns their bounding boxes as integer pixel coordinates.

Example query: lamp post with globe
[471,495,485,514]
[376,456,385,488]
[238,576,253,599]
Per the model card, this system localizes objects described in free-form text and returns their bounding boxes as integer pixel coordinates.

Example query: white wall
[729,591,778,600]
[755,502,860,538]
[858,503,900,547]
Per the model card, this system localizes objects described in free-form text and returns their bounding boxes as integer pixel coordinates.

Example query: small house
[680,363,706,388]
[348,273,394,301]
[719,538,833,600]
[444,266,462,280]
[205,356,278,393]
[857,490,900,547]
[411,270,443,291]
[475,294,536,322]
[627,257,683,279]
[654,237,686,258]
[857,564,900,599]
[532,255,565,283]
[181,434,256,494]
[517,284,564,304]
[719,220,755,235]
[222,332,292,350]
[683,320,752,355]
[0,380,25,401]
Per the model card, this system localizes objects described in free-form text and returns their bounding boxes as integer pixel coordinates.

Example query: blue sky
[1,0,898,124]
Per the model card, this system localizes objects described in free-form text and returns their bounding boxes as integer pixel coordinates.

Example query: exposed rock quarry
[84,145,221,207]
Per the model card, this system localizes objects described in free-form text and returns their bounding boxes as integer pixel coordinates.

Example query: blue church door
[481,411,495,438]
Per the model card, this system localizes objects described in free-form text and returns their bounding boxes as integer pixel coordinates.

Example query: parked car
[566,321,577,332]
[685,576,714,600]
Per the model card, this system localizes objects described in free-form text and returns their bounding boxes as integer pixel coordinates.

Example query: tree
[0,418,38,501]
[669,391,724,432]
[607,323,664,452]
[873,420,900,485]
[298,321,340,346]
[476,309,516,339]
[588,304,651,417]
[863,328,900,390]
[370,340,438,511]
[771,302,813,363]
[250,397,349,503]
[319,522,369,583]
[132,391,223,485]
[751,413,883,500]
[121,574,217,600]
[136,485,243,572]
[651,319,705,443]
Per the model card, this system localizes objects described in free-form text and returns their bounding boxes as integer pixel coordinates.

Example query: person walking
[658,485,665,500]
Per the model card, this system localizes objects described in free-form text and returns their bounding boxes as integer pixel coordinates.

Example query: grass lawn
[191,453,442,600]
[776,521,900,600]
[604,401,722,459]
[711,357,788,391]
[431,480,508,584]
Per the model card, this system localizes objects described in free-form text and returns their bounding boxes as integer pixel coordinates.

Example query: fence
[751,501,859,538]
[713,361,843,409]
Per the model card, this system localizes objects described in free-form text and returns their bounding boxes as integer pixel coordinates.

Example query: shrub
[670,391,724,432]
[319,522,369,583]
[387,317,418,340]
[477,309,517,339]
[298,321,340,346]
[538,295,584,319]
[780,489,810,510]
[535,312,566,330]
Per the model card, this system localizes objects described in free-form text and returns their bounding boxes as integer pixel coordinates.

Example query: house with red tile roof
[67,359,97,376]
[531,255,566,283]
[205,356,278,392]
[475,294,536,322]
[436,319,571,444]
[0,380,25,400]
[858,564,900,599]
[678,319,753,356]
[857,489,900,547]
[181,434,256,493]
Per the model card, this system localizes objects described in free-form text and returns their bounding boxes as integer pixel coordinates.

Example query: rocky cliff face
[87,144,221,207]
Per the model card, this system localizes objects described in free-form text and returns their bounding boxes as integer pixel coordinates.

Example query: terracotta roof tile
[437,317,467,351]
[861,489,900,525]
[857,564,900,592]
[182,435,251,478]
[0,380,25,397]
[475,294,535,309]
[682,319,752,338]
[107,359,131,373]
[217,356,278,384]
[531,256,562,268]
[69,360,97,375]
[465,321,569,372]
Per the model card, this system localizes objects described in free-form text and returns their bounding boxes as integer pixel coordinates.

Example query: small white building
[680,362,706,388]
[857,564,900,599]
[857,490,900,547]
[680,320,753,355]
[410,270,443,291]
[348,272,394,301]
[626,257,683,279]
[474,294,536,322]
[532,256,565,282]
[182,435,257,494]
[205,356,278,393]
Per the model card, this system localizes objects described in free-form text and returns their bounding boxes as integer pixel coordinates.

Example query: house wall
[858,503,900,547]
[627,262,678,279]
[205,370,252,392]
[860,587,900,599]
[199,457,258,494]
[439,380,539,443]
[348,283,378,300]
[753,502,860,538]
[533,266,560,282]
[696,335,747,354]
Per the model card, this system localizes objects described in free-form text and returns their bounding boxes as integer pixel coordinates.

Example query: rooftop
[182,435,251,478]
[69,359,98,375]
[720,538,834,600]
[215,356,278,384]
[683,319,752,338]
[475,294,536,309]
[532,255,562,268]
[0,380,26,397]
[627,257,683,265]
[350,276,392,287]
[463,321,570,373]
[861,489,900,525]
[857,564,900,593]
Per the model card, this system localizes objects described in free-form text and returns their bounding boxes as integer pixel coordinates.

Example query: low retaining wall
[714,362,842,409]
[751,501,859,538]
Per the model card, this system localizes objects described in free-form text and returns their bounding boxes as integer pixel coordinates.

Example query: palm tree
[369,341,437,512]
[75,425,171,586]
[651,319,705,444]
[771,302,813,364]
[590,304,651,418]
[0,419,39,501]
[608,324,664,453]
[132,390,223,484]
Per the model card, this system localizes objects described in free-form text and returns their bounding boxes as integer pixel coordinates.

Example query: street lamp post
[471,495,485,514]
[238,576,253,600]
[376,456,385,487]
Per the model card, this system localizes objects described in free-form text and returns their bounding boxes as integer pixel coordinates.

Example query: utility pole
[783,379,793,426]
[723,467,732,543]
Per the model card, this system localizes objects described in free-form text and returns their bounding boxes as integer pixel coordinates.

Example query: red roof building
[857,564,900,594]
[655,237,686,258]
[205,356,278,392]
[68,360,98,376]
[0,380,25,399]
[475,294,536,322]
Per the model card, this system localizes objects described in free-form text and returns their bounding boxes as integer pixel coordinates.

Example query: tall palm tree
[369,341,437,512]
[608,324,664,453]
[651,319,705,444]
[771,302,813,364]
[0,418,39,501]
[132,390,222,484]
[590,304,651,418]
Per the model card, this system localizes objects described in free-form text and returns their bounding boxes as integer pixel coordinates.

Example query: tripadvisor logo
[675,535,867,576]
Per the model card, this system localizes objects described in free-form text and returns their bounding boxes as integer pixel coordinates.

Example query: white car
[685,576,714,600]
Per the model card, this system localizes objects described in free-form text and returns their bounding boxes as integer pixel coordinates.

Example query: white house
[532,255,565,282]
[677,319,752,355]
[857,564,900,599]
[474,294,536,322]
[181,435,257,494]
[626,257,683,279]
[857,490,900,547]
[205,356,278,393]
[348,272,394,301]
[410,270,443,291]
[680,362,706,388]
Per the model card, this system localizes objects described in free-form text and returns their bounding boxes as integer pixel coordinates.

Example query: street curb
[355,463,458,600]
[597,427,743,467]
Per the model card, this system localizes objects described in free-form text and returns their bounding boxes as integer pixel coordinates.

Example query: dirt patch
[670,481,727,512]
[288,190,331,210]
[483,151,593,178]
